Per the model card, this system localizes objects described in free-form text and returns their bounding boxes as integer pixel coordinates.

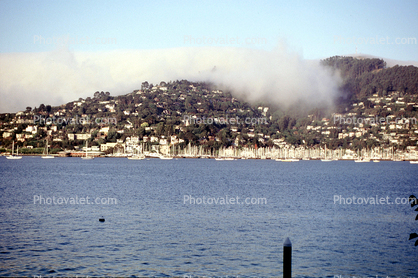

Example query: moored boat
[42,139,54,159]
[81,141,94,160]
[159,155,173,160]
[128,154,145,160]
[6,142,22,160]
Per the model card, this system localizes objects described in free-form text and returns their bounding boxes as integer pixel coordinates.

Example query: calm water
[0,157,417,277]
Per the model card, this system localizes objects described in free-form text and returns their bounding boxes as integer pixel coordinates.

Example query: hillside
[1,56,418,156]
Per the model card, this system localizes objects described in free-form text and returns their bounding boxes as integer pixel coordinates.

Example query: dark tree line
[322,56,418,100]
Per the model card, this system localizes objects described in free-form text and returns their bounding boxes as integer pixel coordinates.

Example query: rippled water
[0,157,417,277]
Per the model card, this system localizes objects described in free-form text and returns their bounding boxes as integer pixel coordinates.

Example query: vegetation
[322,56,418,112]
[0,56,417,153]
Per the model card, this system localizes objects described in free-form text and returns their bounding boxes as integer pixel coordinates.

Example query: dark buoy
[99,217,105,222]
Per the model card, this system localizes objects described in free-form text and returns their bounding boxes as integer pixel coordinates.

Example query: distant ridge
[347,53,418,67]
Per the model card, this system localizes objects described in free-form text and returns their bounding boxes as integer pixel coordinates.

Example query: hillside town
[1,78,418,161]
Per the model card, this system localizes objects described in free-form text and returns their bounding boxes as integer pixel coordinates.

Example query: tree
[107,129,117,142]
[278,116,290,132]
[78,106,86,115]
[141,81,149,91]
[137,127,146,137]
[91,130,98,139]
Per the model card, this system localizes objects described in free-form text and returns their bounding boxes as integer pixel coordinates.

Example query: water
[0,157,417,277]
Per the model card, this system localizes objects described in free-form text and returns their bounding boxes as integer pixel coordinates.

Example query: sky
[0,0,417,113]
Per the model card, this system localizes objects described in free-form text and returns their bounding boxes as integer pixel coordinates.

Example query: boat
[410,161,418,164]
[128,154,145,160]
[81,141,94,160]
[41,139,54,159]
[160,144,175,160]
[279,158,297,162]
[278,148,297,162]
[371,156,382,162]
[321,145,332,162]
[6,142,22,160]
[128,148,145,160]
[354,149,370,162]
[159,155,173,160]
[354,158,370,162]
[215,158,225,161]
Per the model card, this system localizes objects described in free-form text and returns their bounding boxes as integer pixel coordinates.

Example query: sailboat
[354,149,370,162]
[280,148,293,162]
[81,141,94,160]
[128,154,145,160]
[355,157,370,162]
[42,139,54,159]
[371,148,381,162]
[160,155,173,160]
[128,147,145,160]
[6,141,22,160]
[321,145,332,162]
[160,144,174,159]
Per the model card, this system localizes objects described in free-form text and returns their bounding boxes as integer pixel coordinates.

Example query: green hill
[1,56,417,153]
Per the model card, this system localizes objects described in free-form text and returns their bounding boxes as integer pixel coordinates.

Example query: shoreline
[0,153,416,162]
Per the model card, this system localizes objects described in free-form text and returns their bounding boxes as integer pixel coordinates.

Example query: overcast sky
[1,0,417,112]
